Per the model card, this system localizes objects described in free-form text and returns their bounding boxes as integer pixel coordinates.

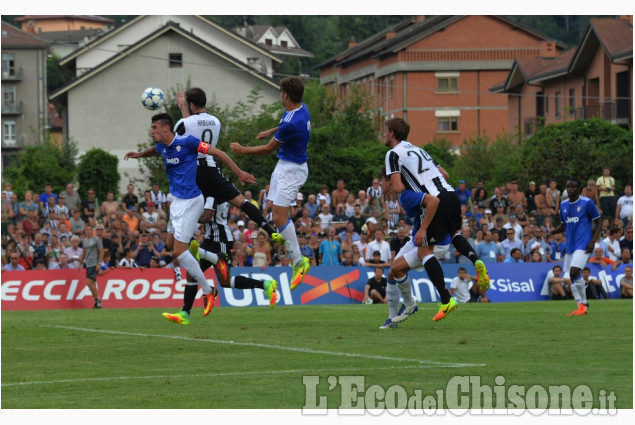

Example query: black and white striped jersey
[174,112,221,167]
[204,201,233,244]
[385,141,454,196]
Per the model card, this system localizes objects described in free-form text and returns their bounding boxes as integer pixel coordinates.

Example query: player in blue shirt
[550,178,603,316]
[125,113,256,322]
[231,76,311,291]
[378,171,452,328]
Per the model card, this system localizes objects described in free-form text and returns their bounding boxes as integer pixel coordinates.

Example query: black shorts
[199,238,234,271]
[86,266,97,281]
[426,191,462,245]
[197,164,240,205]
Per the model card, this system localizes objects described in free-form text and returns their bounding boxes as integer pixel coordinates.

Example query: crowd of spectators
[2,171,632,287]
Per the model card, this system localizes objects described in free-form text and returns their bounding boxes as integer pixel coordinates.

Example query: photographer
[132,232,161,267]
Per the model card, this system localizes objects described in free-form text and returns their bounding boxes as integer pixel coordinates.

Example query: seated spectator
[98,251,113,276]
[362,267,387,304]
[550,232,567,262]
[611,246,632,271]
[122,205,140,232]
[620,265,633,298]
[476,229,499,263]
[529,250,543,262]
[548,265,572,300]
[499,228,523,261]
[50,252,75,269]
[297,233,315,263]
[118,247,139,268]
[582,267,608,300]
[340,250,356,267]
[503,247,525,263]
[3,251,25,271]
[449,267,489,303]
[588,247,615,268]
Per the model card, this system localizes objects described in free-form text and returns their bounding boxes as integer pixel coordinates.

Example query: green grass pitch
[1,300,632,410]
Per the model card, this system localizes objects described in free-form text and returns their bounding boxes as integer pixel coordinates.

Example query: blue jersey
[398,190,451,245]
[154,134,202,199]
[559,195,600,253]
[274,103,310,164]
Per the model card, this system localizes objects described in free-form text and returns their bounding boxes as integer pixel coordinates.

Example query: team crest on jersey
[577,206,581,212]
[176,146,181,152]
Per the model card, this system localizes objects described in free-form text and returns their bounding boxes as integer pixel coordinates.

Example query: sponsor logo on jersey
[565,216,579,224]
[166,157,179,164]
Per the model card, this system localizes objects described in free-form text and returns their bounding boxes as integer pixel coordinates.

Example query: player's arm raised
[230,137,279,156]
[199,144,256,186]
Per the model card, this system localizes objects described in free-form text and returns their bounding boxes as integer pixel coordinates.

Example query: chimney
[386,31,396,40]
[540,41,558,59]
[416,15,425,23]
[348,36,357,49]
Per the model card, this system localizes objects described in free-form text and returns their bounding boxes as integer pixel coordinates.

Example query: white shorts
[268,160,308,207]
[563,250,590,273]
[397,240,450,270]
[166,195,204,243]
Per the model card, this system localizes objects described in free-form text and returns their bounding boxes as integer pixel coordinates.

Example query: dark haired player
[550,178,603,316]
[383,117,489,321]
[231,77,311,290]
[124,113,256,321]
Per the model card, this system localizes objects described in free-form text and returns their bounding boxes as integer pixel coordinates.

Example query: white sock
[198,247,219,264]
[573,276,587,305]
[230,276,236,289]
[395,274,415,307]
[387,283,400,319]
[178,251,212,294]
[280,219,302,265]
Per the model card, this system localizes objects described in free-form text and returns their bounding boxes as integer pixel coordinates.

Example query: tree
[76,148,120,202]
[2,133,77,198]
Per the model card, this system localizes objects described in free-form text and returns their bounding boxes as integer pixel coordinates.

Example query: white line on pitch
[44,325,486,368]
[2,364,449,388]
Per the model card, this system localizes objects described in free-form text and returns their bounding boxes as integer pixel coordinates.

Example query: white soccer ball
[141,87,165,111]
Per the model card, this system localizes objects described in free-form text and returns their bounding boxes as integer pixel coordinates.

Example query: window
[3,85,16,108]
[2,53,15,77]
[169,53,182,68]
[555,92,561,119]
[389,76,394,98]
[435,72,459,93]
[437,117,458,132]
[569,88,575,116]
[545,94,549,116]
[3,121,17,146]
[265,38,272,46]
[280,40,288,48]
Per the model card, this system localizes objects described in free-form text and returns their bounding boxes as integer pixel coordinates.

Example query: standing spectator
[140,202,165,233]
[535,183,555,226]
[3,182,14,201]
[38,183,58,215]
[365,228,391,266]
[450,267,487,303]
[619,225,633,258]
[47,234,63,268]
[317,184,331,209]
[550,231,567,262]
[60,183,81,213]
[616,184,633,229]
[77,223,104,308]
[100,191,120,217]
[348,204,366,235]
[363,267,388,304]
[524,181,539,216]
[317,204,334,229]
[150,182,168,214]
[384,192,403,228]
[233,220,246,241]
[472,186,489,211]
[527,227,553,262]
[132,232,160,267]
[619,266,633,298]
[476,229,499,263]
[138,190,152,214]
[122,205,139,232]
[305,193,319,219]
[1,192,15,228]
[455,179,472,212]
[64,235,83,269]
[603,226,622,261]
[546,179,561,217]
[252,231,272,270]
[17,190,38,222]
[257,183,270,212]
[356,189,372,219]
[318,228,341,266]
[581,179,601,213]
[121,184,138,212]
[597,167,617,219]
[389,227,410,263]
[53,194,70,219]
[499,228,523,261]
[331,179,350,207]
[507,180,527,212]
[31,232,47,266]
[366,178,382,205]
[81,188,98,223]
[503,213,524,239]
[489,187,510,216]
[298,233,315,263]
[69,209,85,236]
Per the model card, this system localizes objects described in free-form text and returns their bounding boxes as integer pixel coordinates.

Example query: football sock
[178,251,212,294]
[573,275,587,305]
[241,200,277,236]
[422,254,451,304]
[197,246,219,265]
[279,218,302,265]
[386,282,400,319]
[452,233,478,263]
[182,282,198,314]
[395,274,415,307]
[232,275,264,290]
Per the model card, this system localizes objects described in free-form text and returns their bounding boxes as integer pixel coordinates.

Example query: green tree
[76,148,120,203]
[2,134,77,198]
[47,53,66,93]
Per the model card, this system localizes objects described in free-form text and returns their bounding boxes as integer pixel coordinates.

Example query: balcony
[574,100,631,126]
[1,68,23,81]
[1,101,23,116]
[523,116,545,137]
